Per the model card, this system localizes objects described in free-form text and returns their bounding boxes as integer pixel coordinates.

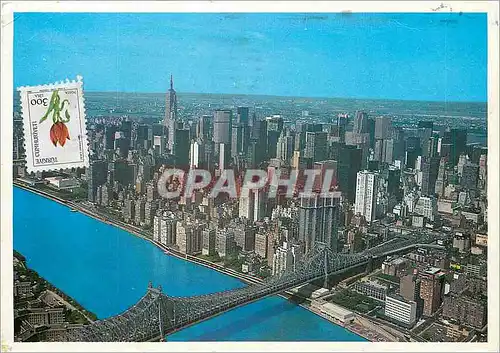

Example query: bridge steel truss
[60,245,369,342]
[60,234,440,342]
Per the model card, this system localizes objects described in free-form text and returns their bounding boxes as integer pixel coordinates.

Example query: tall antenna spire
[170,74,173,90]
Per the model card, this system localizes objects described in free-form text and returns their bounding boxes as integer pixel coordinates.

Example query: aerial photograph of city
[8,8,493,346]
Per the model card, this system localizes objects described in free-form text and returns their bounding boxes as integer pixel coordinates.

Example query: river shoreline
[13,181,374,342]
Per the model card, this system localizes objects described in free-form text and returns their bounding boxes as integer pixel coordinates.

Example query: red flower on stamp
[49,122,70,147]
[39,89,71,148]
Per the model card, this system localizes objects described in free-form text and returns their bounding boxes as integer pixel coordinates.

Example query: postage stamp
[18,76,89,173]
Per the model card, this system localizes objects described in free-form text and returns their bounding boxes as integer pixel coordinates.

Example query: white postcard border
[1,1,499,353]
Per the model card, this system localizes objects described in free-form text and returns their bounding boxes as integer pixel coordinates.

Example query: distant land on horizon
[83,90,488,106]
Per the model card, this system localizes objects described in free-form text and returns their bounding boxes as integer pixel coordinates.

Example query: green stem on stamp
[40,90,58,124]
[60,99,71,122]
[40,90,71,124]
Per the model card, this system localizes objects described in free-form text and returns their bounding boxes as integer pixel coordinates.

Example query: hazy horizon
[82,89,488,105]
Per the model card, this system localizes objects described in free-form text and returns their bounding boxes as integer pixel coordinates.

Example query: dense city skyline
[10,8,492,346]
[14,12,487,102]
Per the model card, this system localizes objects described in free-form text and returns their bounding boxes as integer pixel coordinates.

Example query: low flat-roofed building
[44,176,80,190]
[353,279,388,301]
[320,302,355,324]
[311,288,329,299]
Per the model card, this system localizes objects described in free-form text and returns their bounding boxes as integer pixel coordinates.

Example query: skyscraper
[176,221,205,255]
[231,107,250,159]
[354,171,380,223]
[197,115,212,141]
[213,110,232,167]
[104,126,117,150]
[298,193,340,253]
[478,154,487,190]
[304,131,328,163]
[383,139,395,164]
[443,128,467,166]
[337,145,362,202]
[418,121,433,158]
[434,157,447,197]
[174,128,190,167]
[333,113,348,143]
[276,130,294,163]
[266,115,284,159]
[353,111,369,134]
[420,157,440,196]
[87,160,107,203]
[190,138,205,168]
[374,116,392,140]
[164,75,178,153]
[405,136,422,169]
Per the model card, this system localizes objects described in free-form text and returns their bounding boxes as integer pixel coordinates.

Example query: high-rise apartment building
[354,171,380,223]
[153,211,177,246]
[298,193,340,253]
[216,229,236,258]
[272,241,303,276]
[123,198,135,223]
[255,232,268,258]
[134,198,146,225]
[176,221,205,255]
[228,218,256,252]
[419,268,445,317]
[202,228,216,256]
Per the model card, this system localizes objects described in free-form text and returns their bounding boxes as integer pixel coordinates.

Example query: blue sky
[14,12,487,102]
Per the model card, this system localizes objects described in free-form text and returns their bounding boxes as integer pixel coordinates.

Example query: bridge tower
[157,285,166,342]
[323,247,329,289]
[366,256,374,273]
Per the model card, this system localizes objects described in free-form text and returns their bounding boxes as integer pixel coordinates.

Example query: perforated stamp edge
[17,76,90,174]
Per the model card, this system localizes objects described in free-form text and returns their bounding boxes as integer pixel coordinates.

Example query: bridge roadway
[61,235,442,342]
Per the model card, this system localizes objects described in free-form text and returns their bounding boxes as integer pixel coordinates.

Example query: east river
[13,187,365,341]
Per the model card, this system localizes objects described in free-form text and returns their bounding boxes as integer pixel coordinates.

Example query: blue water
[13,187,365,341]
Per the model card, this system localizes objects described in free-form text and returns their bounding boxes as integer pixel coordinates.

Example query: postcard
[1,1,498,352]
